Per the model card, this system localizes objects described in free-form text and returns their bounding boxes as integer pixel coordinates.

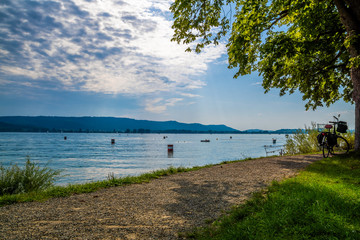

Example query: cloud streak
[145,97,183,113]
[0,0,225,113]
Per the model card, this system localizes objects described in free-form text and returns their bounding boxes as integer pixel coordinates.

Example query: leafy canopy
[171,0,352,109]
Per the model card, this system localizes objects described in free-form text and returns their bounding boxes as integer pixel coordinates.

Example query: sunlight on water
[0,133,286,185]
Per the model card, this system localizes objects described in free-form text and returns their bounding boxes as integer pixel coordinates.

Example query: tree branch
[265,10,289,30]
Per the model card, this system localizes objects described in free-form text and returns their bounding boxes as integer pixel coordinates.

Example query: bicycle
[318,115,350,158]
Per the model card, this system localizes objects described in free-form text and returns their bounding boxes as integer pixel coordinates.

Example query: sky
[0,0,355,131]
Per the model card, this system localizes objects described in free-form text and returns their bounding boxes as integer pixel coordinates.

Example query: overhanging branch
[265,10,289,30]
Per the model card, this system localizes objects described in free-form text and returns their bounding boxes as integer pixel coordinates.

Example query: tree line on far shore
[0,125,299,135]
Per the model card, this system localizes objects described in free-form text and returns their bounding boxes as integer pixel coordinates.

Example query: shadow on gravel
[276,155,322,171]
[164,179,234,227]
[163,155,323,229]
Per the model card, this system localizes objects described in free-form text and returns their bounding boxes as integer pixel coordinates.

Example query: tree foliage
[171,0,356,110]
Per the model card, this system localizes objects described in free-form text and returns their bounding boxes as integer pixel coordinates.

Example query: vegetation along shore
[1,130,359,239]
[1,154,322,239]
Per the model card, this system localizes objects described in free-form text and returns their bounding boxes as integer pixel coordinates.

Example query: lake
[0,133,287,185]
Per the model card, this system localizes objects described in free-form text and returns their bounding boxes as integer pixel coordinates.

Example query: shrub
[284,123,321,155]
[342,131,355,149]
[0,157,61,196]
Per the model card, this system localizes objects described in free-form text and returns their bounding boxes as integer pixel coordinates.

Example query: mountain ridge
[0,116,299,134]
[0,116,239,133]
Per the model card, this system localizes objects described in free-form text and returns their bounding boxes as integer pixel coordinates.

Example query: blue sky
[0,0,355,131]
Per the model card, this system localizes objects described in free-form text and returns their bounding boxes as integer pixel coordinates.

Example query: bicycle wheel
[322,137,331,158]
[331,136,349,155]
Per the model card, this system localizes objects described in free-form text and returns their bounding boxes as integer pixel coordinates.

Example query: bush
[284,123,321,155]
[0,157,61,196]
[342,131,355,149]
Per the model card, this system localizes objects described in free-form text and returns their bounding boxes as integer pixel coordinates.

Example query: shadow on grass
[192,181,360,240]
[188,155,360,240]
[304,152,360,185]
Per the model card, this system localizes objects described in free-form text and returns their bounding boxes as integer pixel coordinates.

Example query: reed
[0,157,61,196]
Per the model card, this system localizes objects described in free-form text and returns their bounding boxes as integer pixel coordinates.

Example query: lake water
[0,133,286,185]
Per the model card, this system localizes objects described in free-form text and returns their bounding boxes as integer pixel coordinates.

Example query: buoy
[167,144,174,158]
[168,144,173,153]
[111,139,115,144]
[272,138,276,144]
[64,136,67,140]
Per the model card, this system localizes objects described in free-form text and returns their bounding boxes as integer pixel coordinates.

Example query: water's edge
[0,133,287,185]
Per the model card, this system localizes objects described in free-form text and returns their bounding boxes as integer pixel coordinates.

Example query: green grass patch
[0,160,241,207]
[187,152,360,239]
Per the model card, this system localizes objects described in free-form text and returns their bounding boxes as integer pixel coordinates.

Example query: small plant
[0,157,62,196]
[107,172,116,182]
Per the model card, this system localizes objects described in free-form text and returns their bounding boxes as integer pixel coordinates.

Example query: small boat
[201,139,210,142]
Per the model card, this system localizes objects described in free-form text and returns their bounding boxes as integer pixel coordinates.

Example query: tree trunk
[354,68,360,151]
[334,0,360,151]
[356,101,360,150]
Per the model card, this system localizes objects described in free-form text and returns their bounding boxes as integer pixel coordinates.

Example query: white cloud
[0,0,226,112]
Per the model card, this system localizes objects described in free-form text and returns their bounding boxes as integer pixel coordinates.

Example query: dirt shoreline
[0,155,322,239]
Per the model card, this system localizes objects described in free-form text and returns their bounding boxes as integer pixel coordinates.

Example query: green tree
[171,0,360,150]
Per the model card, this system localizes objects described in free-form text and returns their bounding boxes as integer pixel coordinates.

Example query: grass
[0,159,252,207]
[185,152,360,239]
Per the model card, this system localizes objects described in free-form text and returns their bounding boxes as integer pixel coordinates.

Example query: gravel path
[0,155,322,239]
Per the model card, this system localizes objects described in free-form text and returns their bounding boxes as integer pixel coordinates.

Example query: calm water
[0,133,286,185]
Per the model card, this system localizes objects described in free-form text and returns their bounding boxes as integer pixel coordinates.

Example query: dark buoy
[272,138,276,144]
[64,136,67,140]
[111,139,115,144]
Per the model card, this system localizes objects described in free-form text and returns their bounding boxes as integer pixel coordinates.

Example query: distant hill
[0,116,301,134]
[0,116,240,133]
